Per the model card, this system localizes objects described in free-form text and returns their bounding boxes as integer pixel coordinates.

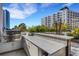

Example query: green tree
[28,26,36,32]
[12,25,18,30]
[18,23,27,32]
[27,25,49,32]
[35,25,48,32]
[14,25,18,29]
[48,28,56,32]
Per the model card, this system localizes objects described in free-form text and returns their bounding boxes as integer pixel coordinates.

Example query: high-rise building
[0,4,10,42]
[3,10,10,30]
[0,4,3,36]
[41,6,79,30]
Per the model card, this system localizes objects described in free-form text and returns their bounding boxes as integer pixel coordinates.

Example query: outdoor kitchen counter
[23,35,67,55]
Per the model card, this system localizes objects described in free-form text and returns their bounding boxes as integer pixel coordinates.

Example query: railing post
[66,40,71,56]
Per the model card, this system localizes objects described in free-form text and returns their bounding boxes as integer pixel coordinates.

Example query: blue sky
[3,3,79,28]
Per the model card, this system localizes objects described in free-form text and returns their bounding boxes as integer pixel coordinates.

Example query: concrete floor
[0,49,27,56]
[71,42,79,56]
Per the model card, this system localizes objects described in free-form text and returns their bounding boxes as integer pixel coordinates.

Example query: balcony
[0,32,76,56]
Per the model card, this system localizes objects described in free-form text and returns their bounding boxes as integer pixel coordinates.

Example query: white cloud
[41,3,52,7]
[3,4,38,19]
[9,8,25,19]
[63,3,73,7]
[24,4,37,16]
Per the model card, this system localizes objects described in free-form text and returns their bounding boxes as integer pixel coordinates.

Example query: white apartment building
[41,7,79,30]
[72,17,79,29]
[41,15,53,29]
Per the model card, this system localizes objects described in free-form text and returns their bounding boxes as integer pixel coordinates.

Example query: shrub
[67,32,73,36]
[67,28,79,39]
